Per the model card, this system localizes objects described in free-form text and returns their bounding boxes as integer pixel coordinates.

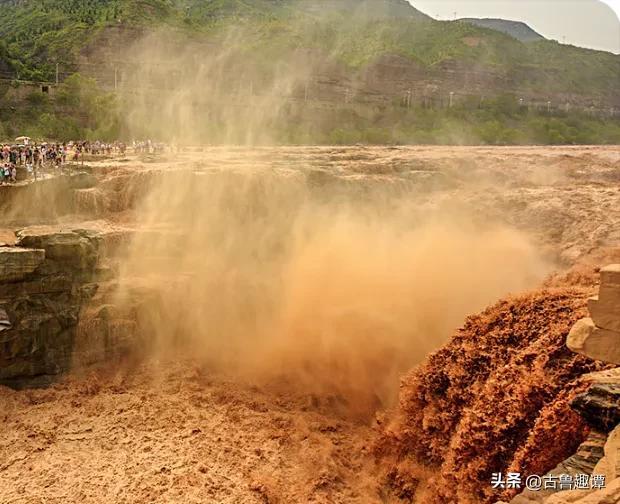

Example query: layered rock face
[0,248,45,282]
[0,225,165,388]
[572,374,620,433]
[0,228,117,387]
[568,265,620,365]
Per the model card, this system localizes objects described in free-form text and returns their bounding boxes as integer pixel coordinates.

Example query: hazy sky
[409,0,620,53]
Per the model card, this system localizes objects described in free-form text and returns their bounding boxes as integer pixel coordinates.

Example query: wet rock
[571,369,620,433]
[563,431,609,476]
[566,318,620,365]
[0,247,45,282]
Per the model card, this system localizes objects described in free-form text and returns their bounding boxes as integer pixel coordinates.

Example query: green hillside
[1,0,619,145]
[1,0,618,97]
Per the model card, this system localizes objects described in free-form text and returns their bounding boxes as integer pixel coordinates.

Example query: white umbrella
[15,136,31,145]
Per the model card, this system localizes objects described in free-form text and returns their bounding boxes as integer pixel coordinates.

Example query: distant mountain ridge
[299,0,430,19]
[459,17,546,43]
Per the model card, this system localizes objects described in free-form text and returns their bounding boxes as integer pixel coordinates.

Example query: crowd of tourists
[1,142,63,184]
[0,139,128,184]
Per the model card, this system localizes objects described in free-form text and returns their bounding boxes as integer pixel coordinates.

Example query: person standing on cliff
[40,145,47,170]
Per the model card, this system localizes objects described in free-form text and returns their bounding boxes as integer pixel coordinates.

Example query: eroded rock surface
[571,369,620,434]
[0,229,103,387]
[0,247,45,281]
[16,229,100,269]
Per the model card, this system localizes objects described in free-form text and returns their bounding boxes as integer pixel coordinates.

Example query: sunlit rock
[566,318,620,365]
[588,296,620,333]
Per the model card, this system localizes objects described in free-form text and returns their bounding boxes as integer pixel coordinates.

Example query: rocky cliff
[0,226,147,388]
[0,229,102,387]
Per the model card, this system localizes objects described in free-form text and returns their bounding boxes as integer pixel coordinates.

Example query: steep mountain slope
[460,18,546,43]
